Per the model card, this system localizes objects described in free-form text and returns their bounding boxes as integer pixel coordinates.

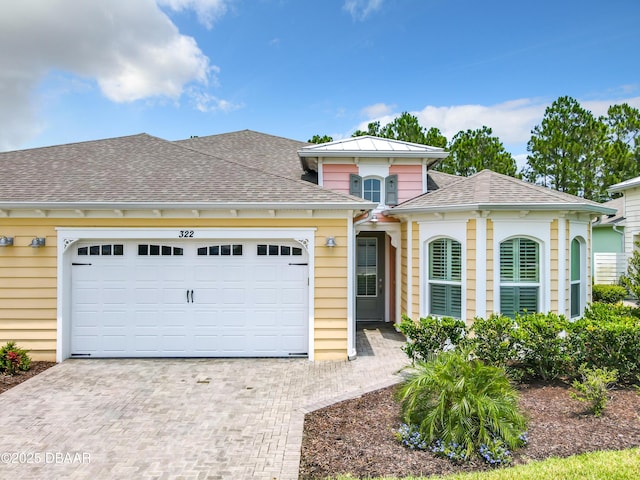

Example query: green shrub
[620,239,640,304]
[592,284,627,304]
[397,350,527,461]
[570,365,618,416]
[510,312,571,382]
[0,341,31,375]
[567,312,640,383]
[397,314,466,363]
[469,314,520,377]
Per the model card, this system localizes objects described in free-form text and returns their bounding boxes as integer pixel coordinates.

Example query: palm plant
[397,350,527,460]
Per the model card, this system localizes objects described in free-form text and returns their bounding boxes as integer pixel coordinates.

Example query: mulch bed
[0,361,56,394]
[299,382,640,479]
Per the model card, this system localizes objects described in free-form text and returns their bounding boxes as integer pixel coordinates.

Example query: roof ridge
[170,137,372,204]
[475,169,604,206]
[0,133,151,155]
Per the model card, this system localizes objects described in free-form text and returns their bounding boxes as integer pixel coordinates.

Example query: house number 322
[178,230,195,238]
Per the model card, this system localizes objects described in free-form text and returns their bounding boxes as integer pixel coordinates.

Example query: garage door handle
[186,289,191,303]
[190,290,194,303]
[288,263,308,266]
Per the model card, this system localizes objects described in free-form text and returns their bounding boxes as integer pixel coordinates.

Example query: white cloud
[343,0,383,20]
[360,103,394,119]
[0,0,225,151]
[158,0,231,29]
[354,95,640,157]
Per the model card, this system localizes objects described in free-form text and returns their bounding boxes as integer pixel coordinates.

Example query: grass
[333,448,640,480]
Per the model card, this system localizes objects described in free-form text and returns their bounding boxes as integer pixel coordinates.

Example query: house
[0,131,614,362]
[607,175,640,281]
[591,197,626,284]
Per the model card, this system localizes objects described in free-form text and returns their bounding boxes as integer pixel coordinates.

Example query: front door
[356,232,385,321]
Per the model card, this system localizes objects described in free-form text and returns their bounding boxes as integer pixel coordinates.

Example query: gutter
[0,201,378,212]
[384,202,617,216]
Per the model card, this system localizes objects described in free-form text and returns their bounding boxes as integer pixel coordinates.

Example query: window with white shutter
[500,238,540,317]
[428,238,462,318]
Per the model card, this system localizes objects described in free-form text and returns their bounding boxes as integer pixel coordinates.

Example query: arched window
[428,238,462,318]
[363,178,381,203]
[500,237,540,317]
[571,238,583,317]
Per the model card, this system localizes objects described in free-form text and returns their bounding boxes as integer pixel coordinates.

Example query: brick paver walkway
[0,323,408,479]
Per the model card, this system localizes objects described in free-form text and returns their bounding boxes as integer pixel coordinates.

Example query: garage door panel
[254,288,279,305]
[222,289,245,304]
[71,239,309,357]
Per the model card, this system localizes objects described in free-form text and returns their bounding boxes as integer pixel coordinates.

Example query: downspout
[613,224,624,251]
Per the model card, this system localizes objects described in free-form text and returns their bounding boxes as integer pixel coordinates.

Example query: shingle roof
[388,169,615,214]
[593,196,624,226]
[427,170,463,191]
[0,133,373,208]
[175,130,308,180]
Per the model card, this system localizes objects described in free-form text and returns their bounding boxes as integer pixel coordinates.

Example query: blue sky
[1,0,639,166]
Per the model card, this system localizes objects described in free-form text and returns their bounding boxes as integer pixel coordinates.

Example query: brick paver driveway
[0,324,408,479]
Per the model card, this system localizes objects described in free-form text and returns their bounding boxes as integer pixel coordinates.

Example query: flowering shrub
[395,423,428,450]
[479,438,513,466]
[429,439,469,462]
[0,341,31,375]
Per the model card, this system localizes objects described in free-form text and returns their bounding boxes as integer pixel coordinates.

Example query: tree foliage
[307,134,333,144]
[601,103,640,190]
[524,96,640,201]
[352,112,447,147]
[437,126,518,177]
[308,100,640,194]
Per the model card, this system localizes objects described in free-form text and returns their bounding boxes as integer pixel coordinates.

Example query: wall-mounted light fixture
[325,236,336,247]
[0,236,14,247]
[30,237,46,248]
[371,214,379,223]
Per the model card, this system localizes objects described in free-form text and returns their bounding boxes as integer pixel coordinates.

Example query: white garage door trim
[56,227,316,361]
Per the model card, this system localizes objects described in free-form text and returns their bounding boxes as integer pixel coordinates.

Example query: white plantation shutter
[500,238,540,317]
[429,238,462,318]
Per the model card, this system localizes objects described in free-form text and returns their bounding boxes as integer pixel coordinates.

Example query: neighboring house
[607,175,640,282]
[0,131,614,362]
[591,197,626,284]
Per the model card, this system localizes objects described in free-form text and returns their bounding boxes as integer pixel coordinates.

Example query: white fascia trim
[298,149,448,159]
[1,201,375,211]
[56,226,317,362]
[386,203,617,216]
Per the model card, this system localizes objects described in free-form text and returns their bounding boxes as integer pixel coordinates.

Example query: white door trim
[56,227,316,361]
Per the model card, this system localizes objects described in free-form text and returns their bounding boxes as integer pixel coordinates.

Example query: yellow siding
[0,216,351,361]
[550,219,559,312]
[412,222,420,317]
[400,222,408,317]
[486,219,494,315]
[466,219,476,322]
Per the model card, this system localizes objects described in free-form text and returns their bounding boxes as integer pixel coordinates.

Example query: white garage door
[70,240,309,357]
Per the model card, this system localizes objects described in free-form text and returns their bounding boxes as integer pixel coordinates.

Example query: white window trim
[498,236,542,316]
[427,237,463,319]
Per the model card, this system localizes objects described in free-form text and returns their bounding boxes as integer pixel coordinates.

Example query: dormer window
[349,173,398,206]
[363,178,381,203]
